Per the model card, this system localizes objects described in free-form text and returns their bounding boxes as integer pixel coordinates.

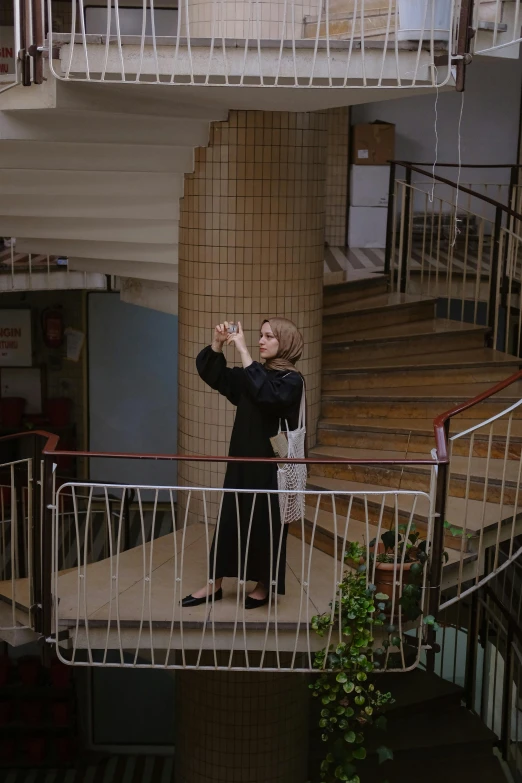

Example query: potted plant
[367,524,448,623]
[309,542,394,783]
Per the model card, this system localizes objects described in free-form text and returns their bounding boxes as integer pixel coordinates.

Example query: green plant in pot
[369,524,447,623]
[309,542,394,783]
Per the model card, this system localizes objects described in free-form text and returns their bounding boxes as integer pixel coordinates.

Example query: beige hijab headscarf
[262,318,304,373]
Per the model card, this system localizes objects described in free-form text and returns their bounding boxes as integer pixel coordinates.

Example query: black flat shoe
[181,588,223,608]
[245,594,270,610]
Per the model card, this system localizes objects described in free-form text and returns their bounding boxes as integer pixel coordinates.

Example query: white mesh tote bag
[271,383,307,524]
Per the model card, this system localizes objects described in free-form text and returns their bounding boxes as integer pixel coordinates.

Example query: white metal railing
[0,461,34,632]
[45,0,461,87]
[472,0,522,55]
[0,241,108,292]
[439,391,522,612]
[47,481,436,672]
[389,173,522,355]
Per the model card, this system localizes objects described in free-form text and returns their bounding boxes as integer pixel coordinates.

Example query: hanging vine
[309,542,394,783]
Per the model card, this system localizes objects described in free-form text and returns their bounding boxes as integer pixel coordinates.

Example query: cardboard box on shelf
[352,121,395,166]
[348,206,388,248]
[350,165,390,207]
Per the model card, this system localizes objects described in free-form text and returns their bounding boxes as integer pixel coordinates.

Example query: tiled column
[178,110,326,519]
[325,107,349,247]
[175,669,310,783]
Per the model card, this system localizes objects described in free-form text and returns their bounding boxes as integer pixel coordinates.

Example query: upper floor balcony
[2,1,522,104]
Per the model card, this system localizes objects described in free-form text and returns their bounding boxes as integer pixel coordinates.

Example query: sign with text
[0,311,32,366]
[0,27,16,82]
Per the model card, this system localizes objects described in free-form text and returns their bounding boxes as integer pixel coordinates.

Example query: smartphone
[227,323,238,334]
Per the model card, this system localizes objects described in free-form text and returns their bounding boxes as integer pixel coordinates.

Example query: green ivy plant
[309,542,394,783]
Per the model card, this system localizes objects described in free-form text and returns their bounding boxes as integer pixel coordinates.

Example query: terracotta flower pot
[373,560,414,614]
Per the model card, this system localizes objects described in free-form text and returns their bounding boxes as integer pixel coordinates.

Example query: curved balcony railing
[0,369,521,672]
[4,1,522,91]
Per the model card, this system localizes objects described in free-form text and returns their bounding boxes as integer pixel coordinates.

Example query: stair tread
[323,347,521,373]
[306,476,515,530]
[371,705,497,753]
[364,750,506,782]
[323,273,387,291]
[378,669,463,710]
[323,318,488,346]
[302,506,470,567]
[323,292,434,318]
[322,380,522,402]
[318,417,522,438]
[311,446,522,484]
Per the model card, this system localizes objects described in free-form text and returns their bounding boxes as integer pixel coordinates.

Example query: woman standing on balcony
[181,318,305,610]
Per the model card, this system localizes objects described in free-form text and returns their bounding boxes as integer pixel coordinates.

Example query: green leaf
[391,636,401,647]
[344,731,356,744]
[375,592,390,601]
[410,562,423,576]
[352,747,367,760]
[343,681,355,694]
[423,614,436,626]
[376,745,394,764]
[336,672,348,683]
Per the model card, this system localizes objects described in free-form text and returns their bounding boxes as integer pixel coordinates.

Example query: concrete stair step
[321,392,522,422]
[322,381,522,401]
[323,274,388,307]
[309,446,522,506]
[377,669,463,716]
[368,704,497,753]
[323,294,436,338]
[323,320,489,364]
[324,347,521,373]
[364,750,507,783]
[322,351,521,391]
[317,417,522,459]
[323,292,434,317]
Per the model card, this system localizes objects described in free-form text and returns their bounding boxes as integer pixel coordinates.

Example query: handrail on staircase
[385,160,522,356]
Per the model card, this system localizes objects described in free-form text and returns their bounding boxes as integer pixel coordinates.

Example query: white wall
[88,293,178,489]
[351,57,522,224]
[352,58,522,178]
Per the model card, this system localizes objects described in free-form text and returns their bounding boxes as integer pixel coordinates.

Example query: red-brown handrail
[433,369,522,462]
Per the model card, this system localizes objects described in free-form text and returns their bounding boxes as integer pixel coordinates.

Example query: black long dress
[196,346,303,594]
